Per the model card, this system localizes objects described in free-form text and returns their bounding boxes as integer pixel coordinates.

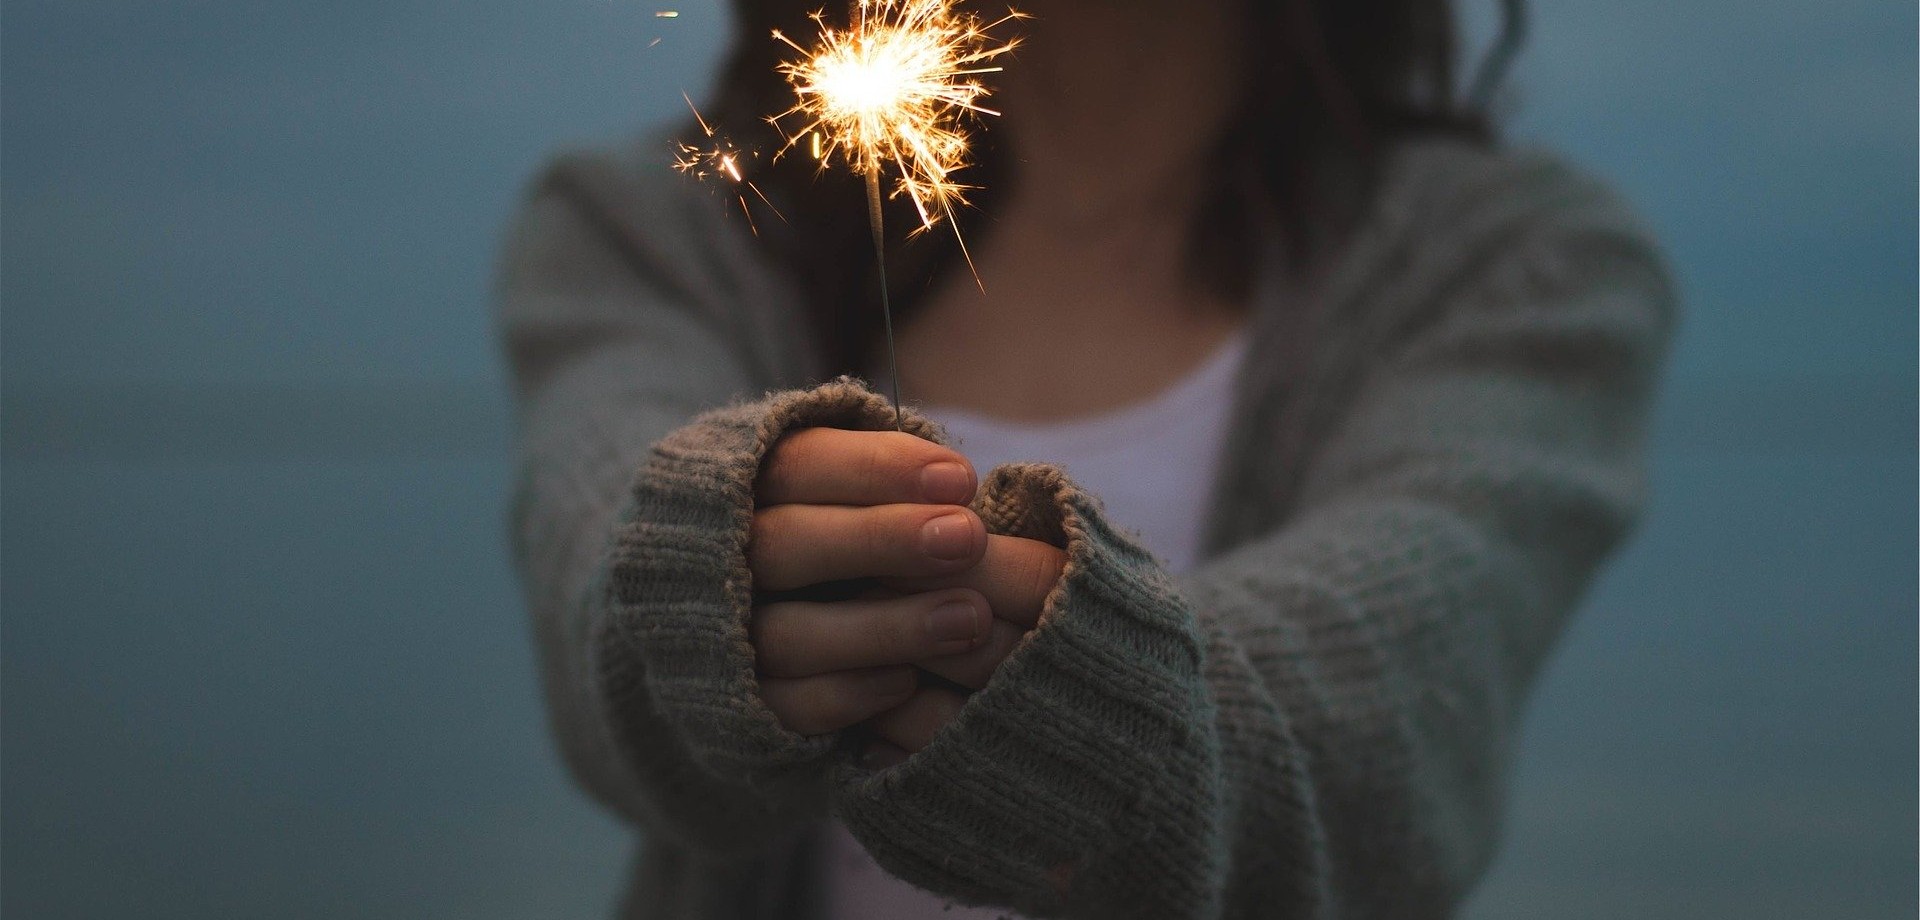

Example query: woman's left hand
[860,533,1067,769]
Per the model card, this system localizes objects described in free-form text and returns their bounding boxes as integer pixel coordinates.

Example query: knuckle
[878,429,931,463]
[855,436,891,496]
[863,506,906,563]
[1024,542,1065,606]
[751,505,837,589]
[785,425,830,456]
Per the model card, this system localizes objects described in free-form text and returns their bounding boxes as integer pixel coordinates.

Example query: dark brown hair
[697,0,1525,374]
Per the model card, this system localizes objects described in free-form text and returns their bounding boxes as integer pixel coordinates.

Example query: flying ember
[674,93,785,235]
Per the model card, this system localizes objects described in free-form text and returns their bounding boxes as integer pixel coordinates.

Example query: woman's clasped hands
[748,427,1065,769]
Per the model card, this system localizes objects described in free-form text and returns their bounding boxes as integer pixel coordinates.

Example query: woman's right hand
[747,427,996,736]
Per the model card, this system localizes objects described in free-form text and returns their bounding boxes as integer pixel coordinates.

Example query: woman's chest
[891,258,1246,422]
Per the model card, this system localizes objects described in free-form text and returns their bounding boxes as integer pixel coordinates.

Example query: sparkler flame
[772,0,1022,234]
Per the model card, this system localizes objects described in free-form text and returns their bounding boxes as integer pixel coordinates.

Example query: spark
[674,93,786,235]
[771,0,1021,236]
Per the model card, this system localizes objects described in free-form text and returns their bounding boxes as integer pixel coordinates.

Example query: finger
[752,589,991,678]
[749,503,986,591]
[917,617,1026,690]
[868,685,969,754]
[759,666,918,737]
[758,428,976,506]
[882,534,1065,628]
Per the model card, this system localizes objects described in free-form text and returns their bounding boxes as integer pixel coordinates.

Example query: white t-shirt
[824,328,1250,918]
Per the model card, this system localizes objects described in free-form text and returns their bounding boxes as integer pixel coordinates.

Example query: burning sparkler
[771,0,1021,428]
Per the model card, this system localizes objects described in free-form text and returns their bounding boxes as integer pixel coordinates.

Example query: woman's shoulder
[1367,136,1659,252]
[1301,135,1675,353]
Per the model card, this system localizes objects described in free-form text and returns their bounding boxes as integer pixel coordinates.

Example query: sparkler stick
[771,0,1021,428]
[864,170,904,430]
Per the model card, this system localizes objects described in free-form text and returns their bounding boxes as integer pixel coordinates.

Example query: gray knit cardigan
[496,135,1675,919]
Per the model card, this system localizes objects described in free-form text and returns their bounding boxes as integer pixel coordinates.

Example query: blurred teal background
[3,2,1913,917]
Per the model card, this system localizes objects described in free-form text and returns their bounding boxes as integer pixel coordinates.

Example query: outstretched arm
[499,149,830,852]
[827,156,1677,918]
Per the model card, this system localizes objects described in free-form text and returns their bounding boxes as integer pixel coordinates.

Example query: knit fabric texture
[496,133,1676,919]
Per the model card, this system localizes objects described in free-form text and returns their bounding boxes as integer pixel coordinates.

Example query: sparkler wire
[865,170,905,431]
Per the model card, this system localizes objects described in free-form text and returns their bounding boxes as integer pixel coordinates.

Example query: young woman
[496,0,1675,917]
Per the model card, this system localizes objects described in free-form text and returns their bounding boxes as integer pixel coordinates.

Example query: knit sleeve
[827,157,1677,917]
[497,148,837,853]
[596,380,953,849]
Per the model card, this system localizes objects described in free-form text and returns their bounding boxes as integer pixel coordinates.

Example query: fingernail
[920,512,975,561]
[927,599,981,643]
[919,462,974,503]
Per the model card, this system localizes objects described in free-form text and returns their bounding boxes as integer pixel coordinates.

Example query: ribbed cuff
[597,379,945,790]
[834,464,1223,918]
